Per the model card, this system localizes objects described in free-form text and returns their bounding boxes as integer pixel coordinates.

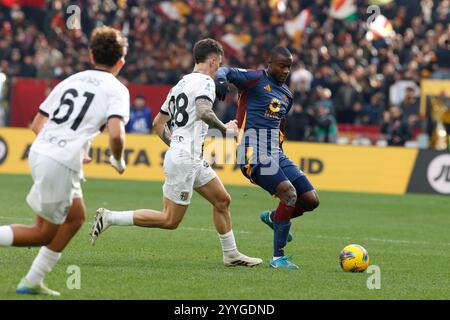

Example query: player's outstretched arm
[196,98,238,137]
[215,67,262,100]
[196,97,227,134]
[107,117,126,174]
[153,111,172,146]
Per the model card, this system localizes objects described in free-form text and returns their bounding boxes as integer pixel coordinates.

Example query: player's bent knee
[65,215,85,232]
[37,231,55,246]
[215,193,231,211]
[308,198,320,211]
[304,192,320,211]
[72,217,85,231]
[76,215,86,227]
[281,188,297,206]
[288,191,298,207]
[276,182,297,206]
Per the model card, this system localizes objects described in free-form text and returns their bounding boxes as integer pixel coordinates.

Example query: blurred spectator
[0,71,5,126]
[126,94,153,134]
[285,103,313,141]
[400,87,421,129]
[220,91,238,124]
[352,101,365,125]
[313,86,334,115]
[0,107,4,127]
[431,34,450,79]
[0,0,449,143]
[381,105,413,146]
[310,65,333,91]
[362,93,383,125]
[389,80,420,106]
[290,62,313,93]
[333,71,360,123]
[313,104,338,143]
[20,55,37,77]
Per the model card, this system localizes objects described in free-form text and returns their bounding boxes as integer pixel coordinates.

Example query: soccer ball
[339,244,369,272]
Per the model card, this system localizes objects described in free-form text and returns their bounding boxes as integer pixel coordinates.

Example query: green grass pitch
[1,173,449,300]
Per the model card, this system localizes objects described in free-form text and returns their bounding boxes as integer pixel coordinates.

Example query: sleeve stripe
[38,109,49,117]
[99,123,107,132]
[195,95,213,103]
[160,110,170,116]
[108,115,124,121]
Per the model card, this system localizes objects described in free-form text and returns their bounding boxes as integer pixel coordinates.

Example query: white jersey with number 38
[160,72,215,160]
[31,70,130,172]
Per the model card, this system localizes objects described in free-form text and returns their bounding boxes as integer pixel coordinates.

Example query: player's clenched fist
[225,119,239,138]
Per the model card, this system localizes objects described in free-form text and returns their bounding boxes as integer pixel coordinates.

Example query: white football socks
[106,211,134,226]
[0,225,14,246]
[25,246,62,286]
[218,230,239,258]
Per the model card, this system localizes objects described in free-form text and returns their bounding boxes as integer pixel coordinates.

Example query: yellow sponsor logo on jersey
[268,98,281,113]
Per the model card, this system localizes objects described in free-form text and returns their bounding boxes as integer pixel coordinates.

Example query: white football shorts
[162,148,217,205]
[26,151,82,225]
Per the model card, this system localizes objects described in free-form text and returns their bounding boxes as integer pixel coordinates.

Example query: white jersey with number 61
[160,72,216,161]
[31,69,130,172]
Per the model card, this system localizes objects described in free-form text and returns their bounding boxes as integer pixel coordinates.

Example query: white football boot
[223,252,263,267]
[90,208,112,245]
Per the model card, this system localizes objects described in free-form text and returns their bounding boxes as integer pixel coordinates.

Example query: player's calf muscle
[12,226,55,246]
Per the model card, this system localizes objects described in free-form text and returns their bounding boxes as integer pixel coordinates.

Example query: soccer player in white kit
[90,39,262,267]
[0,26,130,295]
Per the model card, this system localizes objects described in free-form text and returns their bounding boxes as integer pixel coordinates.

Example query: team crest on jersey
[282,95,288,102]
[180,192,190,201]
[205,81,212,94]
[264,85,271,92]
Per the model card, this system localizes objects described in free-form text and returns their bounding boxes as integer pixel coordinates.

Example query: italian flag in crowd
[221,33,252,58]
[284,9,311,47]
[329,0,357,21]
[155,1,192,20]
[366,14,395,40]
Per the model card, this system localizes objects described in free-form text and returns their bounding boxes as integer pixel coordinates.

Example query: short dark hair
[193,38,224,64]
[269,45,292,60]
[89,26,128,67]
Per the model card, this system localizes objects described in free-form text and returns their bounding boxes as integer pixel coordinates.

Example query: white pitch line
[362,237,450,246]
[179,226,450,247]
[307,234,450,246]
[181,226,251,234]
[1,216,449,247]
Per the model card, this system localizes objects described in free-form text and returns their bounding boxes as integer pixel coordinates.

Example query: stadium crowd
[0,0,449,146]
